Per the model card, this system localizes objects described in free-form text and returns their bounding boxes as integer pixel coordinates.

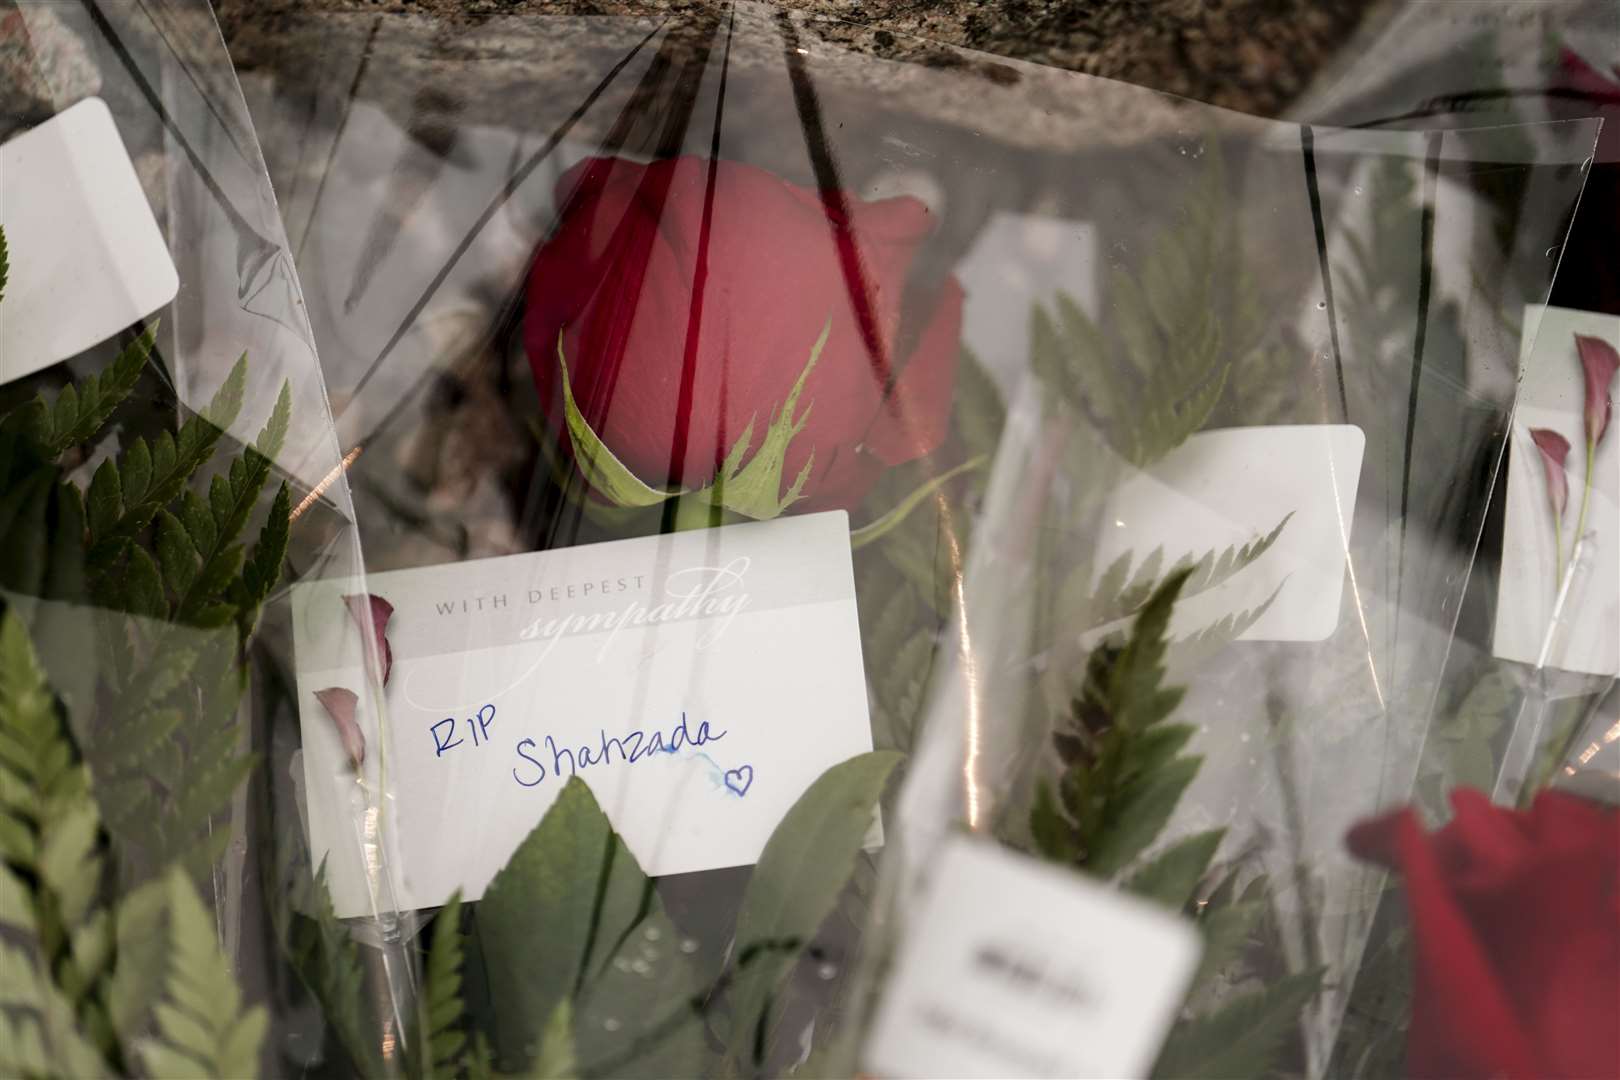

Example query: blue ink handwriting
[432,703,497,758]
[510,711,727,788]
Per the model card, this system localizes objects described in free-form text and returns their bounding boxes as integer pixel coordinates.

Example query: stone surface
[214,0,1395,153]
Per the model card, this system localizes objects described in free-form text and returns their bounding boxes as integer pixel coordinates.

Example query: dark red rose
[1347,788,1620,1079]
[524,155,963,511]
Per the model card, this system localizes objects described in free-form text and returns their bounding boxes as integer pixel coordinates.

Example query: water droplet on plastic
[680,938,700,954]
[817,963,838,980]
[613,957,632,973]
[1353,185,1364,195]
[603,1018,622,1032]
[630,959,650,976]
[1240,732,1251,743]
[643,926,662,942]
[1546,246,1559,258]
[1316,300,1327,310]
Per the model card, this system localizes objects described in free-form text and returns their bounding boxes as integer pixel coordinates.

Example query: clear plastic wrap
[1,2,397,1075]
[5,2,1608,1078]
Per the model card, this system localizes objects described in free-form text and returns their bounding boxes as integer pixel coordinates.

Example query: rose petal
[1346,790,1620,1079]
[342,593,394,687]
[313,687,365,769]
[1528,427,1570,520]
[1575,334,1619,447]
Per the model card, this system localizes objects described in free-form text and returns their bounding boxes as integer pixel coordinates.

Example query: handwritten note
[291,511,874,917]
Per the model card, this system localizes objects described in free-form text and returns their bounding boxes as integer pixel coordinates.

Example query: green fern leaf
[156,510,202,596]
[1124,828,1224,909]
[417,893,467,1078]
[1152,968,1323,1080]
[1062,513,1292,633]
[90,355,248,565]
[138,869,267,1080]
[286,861,381,1077]
[18,324,156,461]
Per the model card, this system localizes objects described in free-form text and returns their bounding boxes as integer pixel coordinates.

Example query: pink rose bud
[523,156,964,511]
[1575,334,1619,447]
[1529,427,1571,520]
[314,687,365,769]
[342,593,394,688]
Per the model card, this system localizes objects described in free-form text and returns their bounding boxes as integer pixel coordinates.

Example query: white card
[1093,425,1366,642]
[862,836,1201,1080]
[1494,305,1620,676]
[0,98,178,382]
[292,511,874,917]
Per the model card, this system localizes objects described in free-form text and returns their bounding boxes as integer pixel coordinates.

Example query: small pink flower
[1529,427,1571,520]
[314,687,365,769]
[1576,334,1619,448]
[342,594,394,688]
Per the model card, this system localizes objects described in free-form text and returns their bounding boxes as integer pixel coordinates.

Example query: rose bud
[1347,788,1620,1080]
[524,156,963,511]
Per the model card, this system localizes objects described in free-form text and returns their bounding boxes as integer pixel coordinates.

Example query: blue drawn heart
[723,765,754,797]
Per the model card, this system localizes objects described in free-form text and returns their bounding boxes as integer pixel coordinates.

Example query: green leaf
[850,455,984,549]
[697,321,830,520]
[555,339,676,509]
[1087,755,1202,878]
[157,510,201,596]
[106,877,170,1038]
[1190,899,1263,987]
[1152,968,1323,1080]
[725,750,902,1067]
[417,893,466,1078]
[1029,778,1079,862]
[88,458,123,537]
[1125,828,1224,909]
[530,1001,578,1080]
[138,869,267,1080]
[571,902,706,1079]
[285,862,380,1078]
[25,324,156,460]
[1062,513,1292,633]
[477,777,653,1072]
[122,546,167,620]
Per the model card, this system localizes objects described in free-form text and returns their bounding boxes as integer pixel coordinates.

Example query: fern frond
[0,611,121,1064]
[287,861,383,1078]
[1152,968,1323,1080]
[415,893,467,1079]
[1033,571,1194,872]
[1065,513,1293,632]
[88,354,249,567]
[6,324,155,462]
[137,869,267,1080]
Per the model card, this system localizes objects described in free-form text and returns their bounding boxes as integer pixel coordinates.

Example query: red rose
[524,155,963,511]
[1346,788,1620,1079]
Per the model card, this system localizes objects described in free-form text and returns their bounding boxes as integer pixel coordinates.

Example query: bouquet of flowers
[0,2,1614,1078]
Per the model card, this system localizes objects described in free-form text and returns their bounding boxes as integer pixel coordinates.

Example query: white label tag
[1494,305,1620,676]
[1094,425,1366,642]
[291,511,874,917]
[0,98,178,382]
[863,837,1201,1080]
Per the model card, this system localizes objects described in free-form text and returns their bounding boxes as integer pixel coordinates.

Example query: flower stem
[1553,513,1565,596]
[1572,438,1596,556]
